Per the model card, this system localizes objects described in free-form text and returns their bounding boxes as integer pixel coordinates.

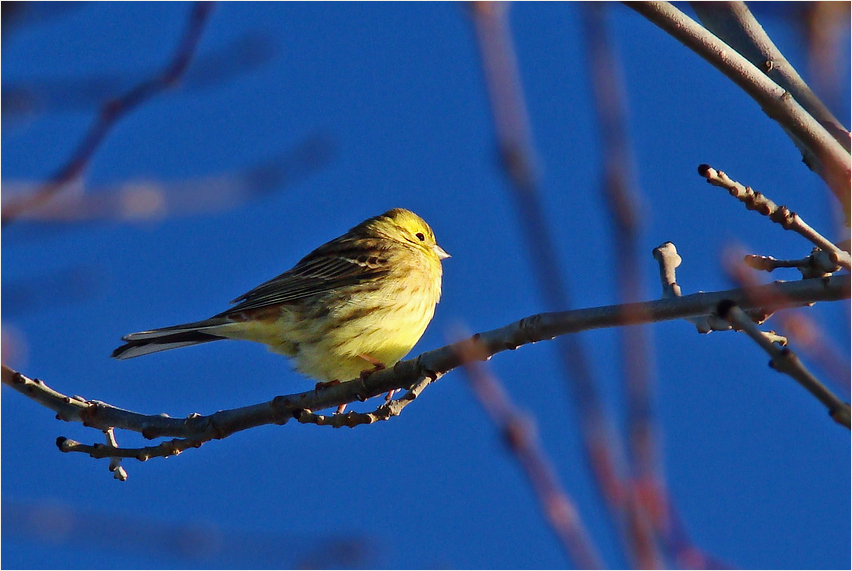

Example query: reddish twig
[582,4,665,567]
[457,337,604,569]
[469,5,631,561]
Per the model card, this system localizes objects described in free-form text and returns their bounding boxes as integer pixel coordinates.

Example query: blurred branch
[1,2,215,227]
[458,337,603,569]
[1,2,86,38]
[690,1,850,152]
[2,497,376,567]
[664,505,732,569]
[3,32,275,120]
[3,273,849,473]
[582,4,664,567]
[716,301,850,428]
[469,4,632,562]
[2,136,334,224]
[624,1,851,221]
[698,164,851,270]
[799,3,850,117]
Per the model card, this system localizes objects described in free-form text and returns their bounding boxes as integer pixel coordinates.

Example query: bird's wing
[219,240,392,314]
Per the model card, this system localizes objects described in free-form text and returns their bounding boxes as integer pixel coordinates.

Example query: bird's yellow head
[360,208,450,261]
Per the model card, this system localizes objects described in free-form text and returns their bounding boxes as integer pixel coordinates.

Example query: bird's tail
[112,319,230,360]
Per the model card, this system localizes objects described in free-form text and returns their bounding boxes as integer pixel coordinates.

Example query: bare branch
[716,301,850,429]
[3,273,848,468]
[689,1,850,152]
[727,249,850,397]
[698,164,851,270]
[57,434,207,461]
[624,1,851,219]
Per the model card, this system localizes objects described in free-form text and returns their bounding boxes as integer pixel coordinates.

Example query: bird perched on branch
[113,208,449,388]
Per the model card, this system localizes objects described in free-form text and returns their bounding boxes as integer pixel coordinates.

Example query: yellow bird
[113,208,449,386]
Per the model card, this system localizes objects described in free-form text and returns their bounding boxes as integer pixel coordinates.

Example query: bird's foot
[315,379,341,392]
[358,354,386,382]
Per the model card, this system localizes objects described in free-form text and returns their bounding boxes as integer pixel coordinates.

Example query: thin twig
[57,434,208,460]
[458,337,604,569]
[104,428,128,480]
[716,301,850,428]
[744,250,841,278]
[296,377,433,428]
[583,4,665,567]
[469,5,630,560]
[698,164,851,270]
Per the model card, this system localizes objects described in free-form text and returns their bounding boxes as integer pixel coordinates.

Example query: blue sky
[2,2,849,569]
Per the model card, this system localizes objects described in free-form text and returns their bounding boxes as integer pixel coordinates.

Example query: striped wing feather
[220,241,391,315]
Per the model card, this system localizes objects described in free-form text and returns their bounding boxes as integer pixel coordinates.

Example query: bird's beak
[433,244,451,260]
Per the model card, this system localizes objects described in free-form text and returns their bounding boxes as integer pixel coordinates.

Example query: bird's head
[365,208,450,261]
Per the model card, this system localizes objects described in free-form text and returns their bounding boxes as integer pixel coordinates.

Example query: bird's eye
[415,232,426,241]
